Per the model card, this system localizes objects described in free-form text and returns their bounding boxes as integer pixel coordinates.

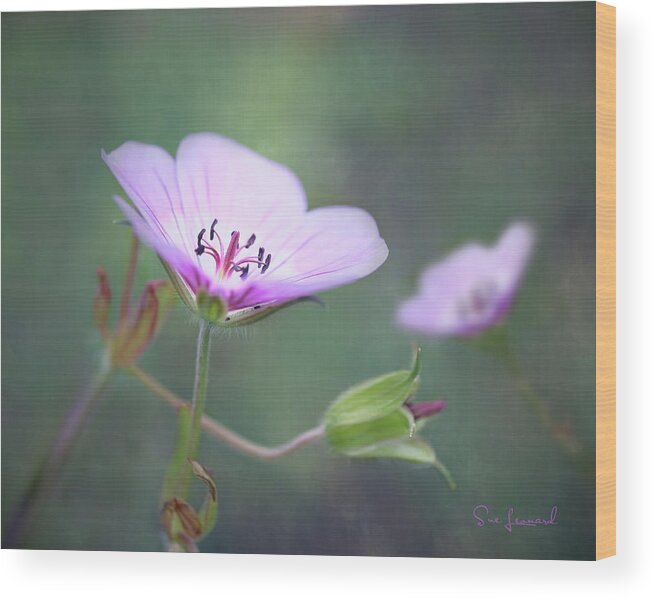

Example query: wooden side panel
[595,1,616,561]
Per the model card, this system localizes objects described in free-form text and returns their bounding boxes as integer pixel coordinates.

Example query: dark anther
[257,247,265,262]
[240,264,250,280]
[245,233,256,249]
[261,253,272,274]
[210,218,218,240]
[195,228,206,255]
[254,305,261,310]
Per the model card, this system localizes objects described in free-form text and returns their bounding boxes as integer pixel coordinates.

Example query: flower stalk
[163,320,213,506]
[118,234,139,327]
[127,364,325,460]
[188,321,212,462]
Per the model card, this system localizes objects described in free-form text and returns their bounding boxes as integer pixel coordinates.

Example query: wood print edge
[595,1,616,561]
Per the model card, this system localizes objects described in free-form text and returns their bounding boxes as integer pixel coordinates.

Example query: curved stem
[3,362,114,547]
[127,364,325,460]
[202,420,326,460]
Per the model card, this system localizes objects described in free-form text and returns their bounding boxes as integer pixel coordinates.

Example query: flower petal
[102,142,197,258]
[113,196,213,295]
[245,206,389,302]
[492,222,535,294]
[175,133,307,241]
[418,243,493,297]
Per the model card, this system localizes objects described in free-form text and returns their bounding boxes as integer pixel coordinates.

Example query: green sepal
[196,288,227,323]
[213,296,323,328]
[188,459,219,541]
[325,347,421,427]
[349,437,457,490]
[327,407,415,454]
[160,258,196,314]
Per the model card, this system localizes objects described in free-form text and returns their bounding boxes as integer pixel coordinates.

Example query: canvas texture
[1,2,596,559]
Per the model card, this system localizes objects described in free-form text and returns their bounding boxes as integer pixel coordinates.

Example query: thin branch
[118,235,139,327]
[127,364,325,460]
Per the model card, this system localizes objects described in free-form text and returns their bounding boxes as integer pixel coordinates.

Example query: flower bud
[161,459,218,550]
[161,498,203,541]
[113,280,169,365]
[92,265,174,366]
[405,399,447,420]
[325,347,422,429]
[323,348,455,488]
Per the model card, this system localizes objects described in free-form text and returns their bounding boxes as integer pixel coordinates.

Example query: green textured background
[2,3,596,559]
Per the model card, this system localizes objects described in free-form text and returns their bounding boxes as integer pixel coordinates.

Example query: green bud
[325,347,421,427]
[324,347,455,488]
[326,407,415,455]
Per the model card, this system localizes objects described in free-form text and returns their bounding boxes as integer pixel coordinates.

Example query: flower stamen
[261,253,272,274]
[194,221,273,282]
[194,229,207,256]
[456,281,498,321]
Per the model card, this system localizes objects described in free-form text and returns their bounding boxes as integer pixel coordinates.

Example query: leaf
[325,348,421,426]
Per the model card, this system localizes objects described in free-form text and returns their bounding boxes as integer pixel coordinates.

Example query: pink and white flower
[103,133,388,324]
[396,223,535,337]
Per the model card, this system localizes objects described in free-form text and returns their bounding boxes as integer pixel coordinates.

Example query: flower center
[194,218,272,281]
[456,280,498,321]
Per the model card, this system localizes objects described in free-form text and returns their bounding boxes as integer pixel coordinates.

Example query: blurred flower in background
[103,133,389,325]
[396,222,535,337]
